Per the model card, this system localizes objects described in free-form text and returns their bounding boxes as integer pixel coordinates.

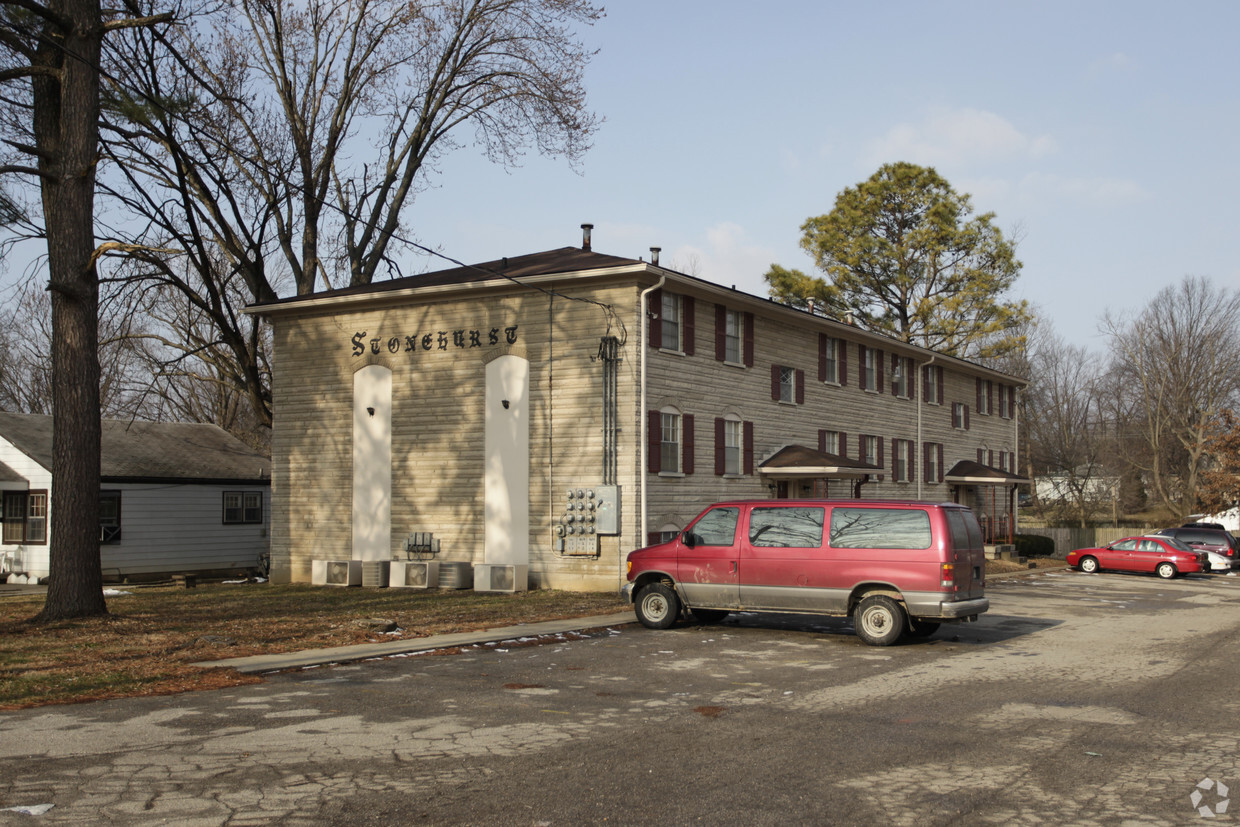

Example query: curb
[192,610,638,674]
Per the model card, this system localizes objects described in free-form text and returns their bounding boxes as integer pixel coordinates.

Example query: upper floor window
[923,364,943,405]
[860,345,881,392]
[977,378,994,415]
[952,402,970,430]
[998,385,1011,419]
[893,439,913,482]
[771,365,804,405]
[649,408,694,475]
[661,292,681,351]
[724,309,743,364]
[891,356,914,399]
[820,335,841,384]
[779,366,795,403]
[651,290,694,354]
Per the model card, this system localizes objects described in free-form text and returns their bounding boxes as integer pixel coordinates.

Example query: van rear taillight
[941,563,955,588]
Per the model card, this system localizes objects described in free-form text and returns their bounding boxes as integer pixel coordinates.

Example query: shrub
[1013,534,1055,557]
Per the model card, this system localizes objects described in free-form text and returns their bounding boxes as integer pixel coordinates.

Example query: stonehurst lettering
[350,325,519,357]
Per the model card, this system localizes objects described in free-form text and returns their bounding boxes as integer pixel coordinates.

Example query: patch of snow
[102,589,132,596]
[2,804,54,815]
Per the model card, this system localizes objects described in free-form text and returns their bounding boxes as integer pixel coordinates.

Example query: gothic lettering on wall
[351,326,520,357]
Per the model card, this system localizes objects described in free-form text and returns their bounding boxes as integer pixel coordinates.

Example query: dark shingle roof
[0,459,23,483]
[758,444,883,475]
[254,246,640,307]
[944,460,1030,484]
[0,412,269,483]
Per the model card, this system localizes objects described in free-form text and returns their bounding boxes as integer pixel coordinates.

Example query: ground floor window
[2,490,47,545]
[100,490,122,543]
[224,491,264,525]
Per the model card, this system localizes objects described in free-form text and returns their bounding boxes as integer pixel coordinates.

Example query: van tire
[635,582,679,629]
[854,594,906,646]
[691,608,729,624]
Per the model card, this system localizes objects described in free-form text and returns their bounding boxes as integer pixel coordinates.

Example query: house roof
[0,412,270,484]
[0,459,23,483]
[944,460,1030,485]
[758,444,883,478]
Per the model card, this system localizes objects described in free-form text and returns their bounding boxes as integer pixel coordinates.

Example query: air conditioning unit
[389,560,439,589]
[361,561,390,588]
[311,559,362,586]
[438,561,473,590]
[474,564,528,593]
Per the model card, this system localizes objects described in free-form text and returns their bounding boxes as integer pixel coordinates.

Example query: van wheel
[906,618,940,638]
[635,583,679,629]
[691,608,729,624]
[854,595,906,646]
[1156,562,1177,580]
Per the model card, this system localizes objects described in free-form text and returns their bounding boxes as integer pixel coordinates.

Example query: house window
[661,292,681,351]
[821,430,841,455]
[860,346,880,392]
[893,439,913,483]
[779,366,796,403]
[891,356,913,399]
[999,385,1010,419]
[724,418,742,475]
[822,336,840,384]
[2,490,48,545]
[224,491,264,525]
[952,402,970,430]
[924,442,943,483]
[661,411,681,474]
[924,365,939,405]
[977,378,993,415]
[724,309,743,364]
[861,435,879,466]
[100,490,122,543]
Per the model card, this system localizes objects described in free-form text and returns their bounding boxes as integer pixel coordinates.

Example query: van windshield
[829,507,932,550]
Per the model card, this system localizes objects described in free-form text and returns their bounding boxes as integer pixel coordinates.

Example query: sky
[402,0,1240,350]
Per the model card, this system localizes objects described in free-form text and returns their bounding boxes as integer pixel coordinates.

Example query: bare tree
[1102,277,1240,515]
[94,0,602,429]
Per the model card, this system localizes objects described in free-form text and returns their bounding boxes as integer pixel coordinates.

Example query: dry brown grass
[0,584,627,710]
[986,557,1069,575]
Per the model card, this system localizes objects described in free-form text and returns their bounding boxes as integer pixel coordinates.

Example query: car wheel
[854,594,907,646]
[1078,556,1099,574]
[906,618,941,638]
[634,582,679,629]
[1156,562,1177,580]
[691,608,729,624]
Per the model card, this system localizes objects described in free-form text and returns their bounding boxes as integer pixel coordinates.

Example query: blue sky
[407,0,1240,348]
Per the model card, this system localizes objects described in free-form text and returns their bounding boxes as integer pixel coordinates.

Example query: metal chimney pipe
[581,223,593,251]
[650,247,661,266]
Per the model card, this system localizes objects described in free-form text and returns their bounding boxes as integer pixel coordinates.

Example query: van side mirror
[681,531,696,548]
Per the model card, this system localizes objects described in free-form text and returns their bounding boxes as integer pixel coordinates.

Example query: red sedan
[1067,535,1208,579]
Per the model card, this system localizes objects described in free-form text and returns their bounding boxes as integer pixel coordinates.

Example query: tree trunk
[34,0,107,620]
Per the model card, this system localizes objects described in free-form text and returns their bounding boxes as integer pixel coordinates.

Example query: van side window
[829,507,932,550]
[687,507,740,547]
[748,507,825,548]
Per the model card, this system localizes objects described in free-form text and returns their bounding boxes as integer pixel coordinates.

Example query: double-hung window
[661,293,681,351]
[822,336,840,384]
[723,419,742,475]
[861,434,879,466]
[893,439,913,482]
[861,346,878,392]
[224,491,264,525]
[891,356,913,399]
[100,490,122,543]
[661,411,681,473]
[724,309,742,364]
[952,402,970,430]
[779,367,796,403]
[2,490,47,545]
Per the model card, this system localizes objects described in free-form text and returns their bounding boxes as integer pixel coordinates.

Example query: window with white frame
[892,356,913,399]
[925,442,942,483]
[862,347,878,391]
[823,336,840,384]
[724,309,743,364]
[924,365,939,404]
[660,411,681,473]
[893,439,913,482]
[779,366,796,403]
[861,434,878,466]
[978,379,993,415]
[661,292,682,351]
[224,491,264,525]
[999,384,1010,419]
[952,402,969,430]
[724,417,742,475]
[2,490,47,545]
[821,430,841,455]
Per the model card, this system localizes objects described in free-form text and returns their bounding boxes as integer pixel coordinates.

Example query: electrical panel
[554,485,620,556]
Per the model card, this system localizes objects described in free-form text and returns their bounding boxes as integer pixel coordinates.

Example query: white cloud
[664,222,780,295]
[862,107,1057,169]
[1017,172,1150,208]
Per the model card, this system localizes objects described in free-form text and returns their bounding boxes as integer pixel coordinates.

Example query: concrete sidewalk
[192,610,637,674]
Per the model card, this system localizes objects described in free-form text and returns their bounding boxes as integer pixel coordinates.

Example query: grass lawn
[0,584,628,710]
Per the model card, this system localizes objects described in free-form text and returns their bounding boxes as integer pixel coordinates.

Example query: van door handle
[732,561,737,573]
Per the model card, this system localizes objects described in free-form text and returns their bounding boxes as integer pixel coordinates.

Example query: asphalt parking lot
[4,569,1240,824]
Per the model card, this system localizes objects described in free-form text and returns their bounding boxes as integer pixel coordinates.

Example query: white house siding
[0,437,53,577]
[98,483,271,579]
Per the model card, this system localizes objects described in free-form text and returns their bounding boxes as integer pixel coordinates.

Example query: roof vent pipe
[581,223,593,251]
[650,247,661,266]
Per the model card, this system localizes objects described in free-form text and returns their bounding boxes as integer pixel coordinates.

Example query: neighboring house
[248,226,1028,592]
[1034,469,1119,503]
[0,412,271,583]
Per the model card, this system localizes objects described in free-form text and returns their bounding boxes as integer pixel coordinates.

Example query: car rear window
[829,507,932,550]
[748,506,825,548]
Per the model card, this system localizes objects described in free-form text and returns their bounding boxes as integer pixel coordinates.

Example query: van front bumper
[619,582,634,602]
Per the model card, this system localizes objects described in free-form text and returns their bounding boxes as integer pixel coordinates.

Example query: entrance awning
[0,460,28,490]
[758,445,883,479]
[944,460,1030,486]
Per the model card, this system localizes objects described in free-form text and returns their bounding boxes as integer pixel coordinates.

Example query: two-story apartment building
[250,227,1027,592]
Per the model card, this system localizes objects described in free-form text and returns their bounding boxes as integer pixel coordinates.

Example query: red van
[622,500,989,646]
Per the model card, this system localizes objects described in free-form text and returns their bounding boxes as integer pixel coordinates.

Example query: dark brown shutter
[977,448,985,465]
[876,350,885,394]
[771,364,780,401]
[795,369,805,404]
[743,421,754,474]
[891,438,898,477]
[715,417,726,475]
[818,429,828,453]
[923,442,932,483]
[818,334,827,382]
[715,305,726,361]
[890,354,899,394]
[877,437,885,479]
[857,345,865,389]
[648,410,661,473]
[937,367,944,405]
[742,312,755,367]
[649,289,663,349]
[838,431,847,458]
[987,449,994,468]
[937,444,944,482]
[964,405,970,430]
[683,414,694,474]
[909,440,916,483]
[1009,387,1017,418]
[987,381,994,415]
[976,377,983,413]
[683,296,695,356]
[838,341,847,384]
